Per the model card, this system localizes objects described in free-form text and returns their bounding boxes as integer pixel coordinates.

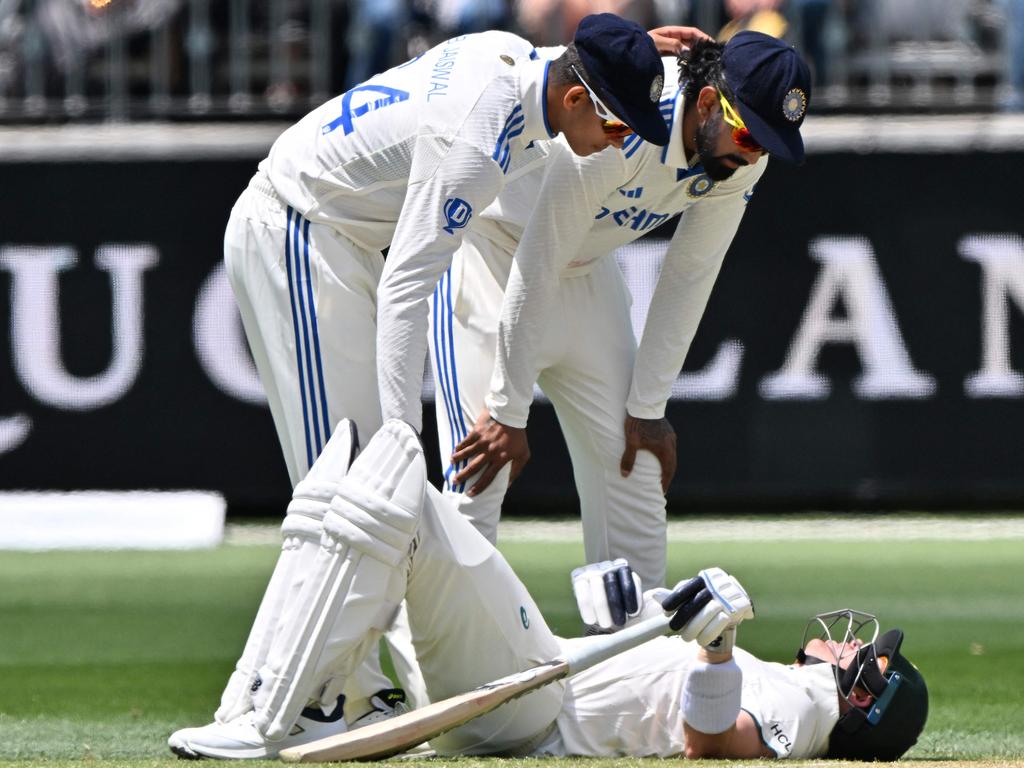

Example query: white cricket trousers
[406,483,565,755]
[224,171,383,487]
[223,171,426,710]
[428,231,667,588]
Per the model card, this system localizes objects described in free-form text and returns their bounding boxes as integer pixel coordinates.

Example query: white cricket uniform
[223,31,556,716]
[225,30,557,487]
[536,638,839,757]
[429,56,767,586]
[360,448,838,758]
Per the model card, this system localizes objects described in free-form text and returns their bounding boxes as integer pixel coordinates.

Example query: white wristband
[682,658,743,734]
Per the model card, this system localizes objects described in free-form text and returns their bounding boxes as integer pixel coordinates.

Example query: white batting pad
[216,420,359,724]
[254,420,425,741]
[287,419,360,522]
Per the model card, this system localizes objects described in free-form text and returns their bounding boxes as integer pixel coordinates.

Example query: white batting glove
[660,567,755,647]
[571,558,642,631]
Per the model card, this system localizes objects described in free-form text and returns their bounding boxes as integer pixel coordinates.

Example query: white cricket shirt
[259,31,556,430]
[477,57,768,427]
[535,636,839,758]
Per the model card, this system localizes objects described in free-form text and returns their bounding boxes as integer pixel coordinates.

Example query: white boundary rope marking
[226,515,1024,546]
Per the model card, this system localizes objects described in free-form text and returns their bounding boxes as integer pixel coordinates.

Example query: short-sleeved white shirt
[534,636,839,758]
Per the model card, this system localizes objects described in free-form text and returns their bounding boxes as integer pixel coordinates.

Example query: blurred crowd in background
[1,0,1023,120]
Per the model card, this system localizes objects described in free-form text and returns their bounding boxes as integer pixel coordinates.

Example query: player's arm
[626,162,767,423]
[451,142,631,494]
[659,568,771,760]
[647,25,713,56]
[377,135,505,431]
[685,708,776,759]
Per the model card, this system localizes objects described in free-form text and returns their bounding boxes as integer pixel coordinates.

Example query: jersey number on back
[321,85,410,136]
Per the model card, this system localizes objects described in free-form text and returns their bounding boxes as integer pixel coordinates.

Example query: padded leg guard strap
[215,420,358,724]
[253,420,425,741]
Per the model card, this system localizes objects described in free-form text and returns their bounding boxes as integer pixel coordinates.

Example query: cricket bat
[279,612,673,762]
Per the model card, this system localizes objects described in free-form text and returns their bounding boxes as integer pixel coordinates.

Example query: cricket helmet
[798,609,929,761]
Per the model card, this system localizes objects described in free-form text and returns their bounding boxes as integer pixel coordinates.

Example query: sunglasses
[570,64,633,137]
[718,91,763,153]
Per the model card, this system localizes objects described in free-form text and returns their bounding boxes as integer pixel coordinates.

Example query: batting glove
[660,567,755,647]
[572,558,642,631]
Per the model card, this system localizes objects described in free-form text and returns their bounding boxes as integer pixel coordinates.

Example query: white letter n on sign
[759,236,935,400]
[960,234,1024,397]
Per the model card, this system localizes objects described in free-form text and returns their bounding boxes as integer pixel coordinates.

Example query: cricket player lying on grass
[432,32,811,591]
[169,420,928,761]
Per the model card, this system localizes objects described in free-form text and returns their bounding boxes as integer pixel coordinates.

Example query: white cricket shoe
[350,688,408,728]
[168,694,348,760]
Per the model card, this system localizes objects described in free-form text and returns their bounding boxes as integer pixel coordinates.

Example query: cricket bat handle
[564,612,673,674]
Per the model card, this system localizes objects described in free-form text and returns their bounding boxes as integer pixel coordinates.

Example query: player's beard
[695,118,739,182]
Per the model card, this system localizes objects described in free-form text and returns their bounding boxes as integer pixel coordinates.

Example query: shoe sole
[170,742,276,760]
[170,744,203,760]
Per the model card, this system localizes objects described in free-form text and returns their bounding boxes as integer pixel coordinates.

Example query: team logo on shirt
[442,197,473,234]
[520,606,530,629]
[687,174,715,198]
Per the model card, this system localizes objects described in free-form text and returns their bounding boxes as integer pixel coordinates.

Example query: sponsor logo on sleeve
[769,722,793,754]
[442,198,473,234]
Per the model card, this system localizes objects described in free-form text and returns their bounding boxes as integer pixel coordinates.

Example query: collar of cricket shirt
[518,57,558,142]
[660,88,689,170]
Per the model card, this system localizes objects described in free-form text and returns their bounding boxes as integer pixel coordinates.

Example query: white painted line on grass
[0,490,226,549]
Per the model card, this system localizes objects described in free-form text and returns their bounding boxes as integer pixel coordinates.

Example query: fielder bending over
[169,420,928,761]
[217,13,691,725]
[434,32,812,590]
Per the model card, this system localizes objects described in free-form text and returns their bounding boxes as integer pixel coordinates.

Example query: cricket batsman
[431,32,812,590]
[169,419,928,760]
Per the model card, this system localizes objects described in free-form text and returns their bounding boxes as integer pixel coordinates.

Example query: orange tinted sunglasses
[719,92,763,153]
[570,64,634,137]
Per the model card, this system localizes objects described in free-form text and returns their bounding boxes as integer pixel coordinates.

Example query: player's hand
[572,558,642,631]
[451,411,530,497]
[620,415,677,493]
[660,567,754,646]
[647,25,714,56]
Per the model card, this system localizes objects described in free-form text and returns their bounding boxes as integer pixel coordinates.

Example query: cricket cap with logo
[572,13,670,146]
[721,30,812,164]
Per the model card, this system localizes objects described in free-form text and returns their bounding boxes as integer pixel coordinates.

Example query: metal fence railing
[0,0,1018,123]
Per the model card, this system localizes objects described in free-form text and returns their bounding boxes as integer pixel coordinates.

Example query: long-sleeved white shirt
[259,31,556,430]
[480,57,767,427]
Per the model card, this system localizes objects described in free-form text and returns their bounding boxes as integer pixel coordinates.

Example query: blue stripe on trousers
[284,206,314,470]
[301,218,332,449]
[433,276,461,491]
[291,213,323,459]
[442,269,469,492]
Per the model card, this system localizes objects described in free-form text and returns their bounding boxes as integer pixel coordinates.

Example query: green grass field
[2,519,1023,767]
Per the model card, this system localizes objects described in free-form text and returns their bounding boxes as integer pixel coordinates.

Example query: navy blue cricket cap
[721,31,812,164]
[573,13,669,146]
